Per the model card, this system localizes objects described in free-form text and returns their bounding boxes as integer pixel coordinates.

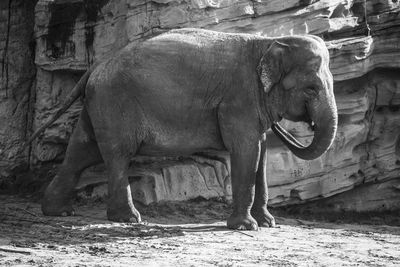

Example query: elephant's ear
[257,41,289,94]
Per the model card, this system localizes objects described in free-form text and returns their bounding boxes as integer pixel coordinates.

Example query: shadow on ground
[1,194,400,249]
[1,195,400,267]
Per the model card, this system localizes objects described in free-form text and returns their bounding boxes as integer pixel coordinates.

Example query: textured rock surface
[267,68,400,208]
[1,0,399,210]
[77,155,231,205]
[0,1,37,180]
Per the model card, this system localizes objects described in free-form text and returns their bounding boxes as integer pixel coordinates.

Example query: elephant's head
[258,35,337,160]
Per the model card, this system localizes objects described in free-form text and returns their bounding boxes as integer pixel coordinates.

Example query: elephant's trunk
[272,95,338,160]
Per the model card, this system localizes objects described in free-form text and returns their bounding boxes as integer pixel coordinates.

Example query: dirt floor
[1,195,400,267]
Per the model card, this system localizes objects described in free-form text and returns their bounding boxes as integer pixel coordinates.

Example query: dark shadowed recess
[273,203,400,227]
[46,0,109,60]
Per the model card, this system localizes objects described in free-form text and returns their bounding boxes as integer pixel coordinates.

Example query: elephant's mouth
[278,110,314,133]
[271,102,337,160]
[308,121,315,131]
[303,115,315,131]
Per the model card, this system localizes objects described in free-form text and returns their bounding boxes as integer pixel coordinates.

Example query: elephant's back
[133,28,259,62]
[148,28,232,47]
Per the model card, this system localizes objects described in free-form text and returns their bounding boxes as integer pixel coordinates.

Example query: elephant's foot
[227,213,258,231]
[251,207,276,228]
[41,178,77,216]
[42,199,75,217]
[107,201,141,223]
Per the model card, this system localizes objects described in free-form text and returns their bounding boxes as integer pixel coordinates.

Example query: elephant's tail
[25,69,92,146]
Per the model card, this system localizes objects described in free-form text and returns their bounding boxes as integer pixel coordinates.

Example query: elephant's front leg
[226,141,260,230]
[218,104,262,230]
[251,140,276,227]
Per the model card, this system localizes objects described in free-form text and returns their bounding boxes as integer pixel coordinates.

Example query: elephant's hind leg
[96,140,141,223]
[85,80,141,222]
[42,108,103,216]
[106,156,141,223]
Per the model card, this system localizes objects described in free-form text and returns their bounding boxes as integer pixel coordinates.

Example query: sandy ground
[1,195,400,267]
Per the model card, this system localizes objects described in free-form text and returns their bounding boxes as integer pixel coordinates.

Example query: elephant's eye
[304,87,318,97]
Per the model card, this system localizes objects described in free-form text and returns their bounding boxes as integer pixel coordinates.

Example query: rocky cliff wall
[0,0,37,185]
[1,0,399,211]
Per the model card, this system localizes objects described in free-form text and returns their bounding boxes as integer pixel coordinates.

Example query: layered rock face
[0,1,36,180]
[1,0,399,211]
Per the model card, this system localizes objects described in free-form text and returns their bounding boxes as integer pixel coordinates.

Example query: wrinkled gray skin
[37,29,337,230]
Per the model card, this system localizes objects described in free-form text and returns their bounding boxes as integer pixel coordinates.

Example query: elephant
[29,28,337,230]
